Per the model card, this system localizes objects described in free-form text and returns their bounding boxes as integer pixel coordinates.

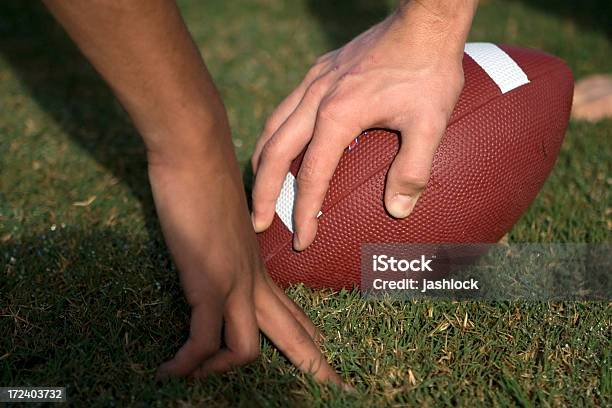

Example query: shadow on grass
[306,0,390,48]
[0,229,305,404]
[511,0,612,38]
[0,1,161,238]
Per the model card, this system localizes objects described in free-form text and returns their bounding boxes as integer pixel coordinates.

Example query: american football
[258,43,574,290]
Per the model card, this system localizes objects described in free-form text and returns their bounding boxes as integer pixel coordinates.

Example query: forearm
[42,0,232,164]
[43,0,253,300]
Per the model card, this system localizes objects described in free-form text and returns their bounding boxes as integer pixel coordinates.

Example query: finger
[193,290,260,377]
[254,279,345,387]
[264,274,322,343]
[384,121,446,218]
[251,75,334,233]
[251,64,328,173]
[251,88,307,173]
[292,104,360,250]
[156,303,223,379]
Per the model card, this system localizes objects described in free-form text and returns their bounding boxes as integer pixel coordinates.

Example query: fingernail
[293,233,303,251]
[388,193,417,218]
[251,212,265,233]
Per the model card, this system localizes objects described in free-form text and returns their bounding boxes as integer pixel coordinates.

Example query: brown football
[257,43,574,290]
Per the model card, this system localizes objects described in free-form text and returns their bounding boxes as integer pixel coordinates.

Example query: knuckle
[282,333,310,357]
[254,295,272,322]
[260,137,282,162]
[305,64,322,81]
[314,55,328,66]
[235,346,260,364]
[317,98,341,121]
[305,77,329,100]
[296,158,318,187]
[335,47,349,61]
[188,336,218,358]
[262,116,278,136]
[318,98,353,130]
[315,50,335,65]
[396,170,430,191]
[337,70,358,85]
[414,118,447,140]
[332,76,357,99]
[254,303,265,322]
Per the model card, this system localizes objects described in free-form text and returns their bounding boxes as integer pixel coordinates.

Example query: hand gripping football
[257,43,574,290]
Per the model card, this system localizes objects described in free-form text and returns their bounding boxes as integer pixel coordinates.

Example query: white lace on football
[275,172,298,232]
[275,172,322,232]
[464,42,530,93]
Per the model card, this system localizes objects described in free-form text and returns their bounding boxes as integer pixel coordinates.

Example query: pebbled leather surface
[257,45,574,290]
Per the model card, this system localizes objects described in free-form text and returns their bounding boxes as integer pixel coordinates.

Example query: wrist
[391,0,478,61]
[143,110,235,167]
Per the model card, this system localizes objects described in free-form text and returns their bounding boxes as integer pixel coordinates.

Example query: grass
[0,0,610,406]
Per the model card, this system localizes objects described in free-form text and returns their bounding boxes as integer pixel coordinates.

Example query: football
[257,43,574,290]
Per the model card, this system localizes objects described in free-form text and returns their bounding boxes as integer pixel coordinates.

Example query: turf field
[0,0,610,406]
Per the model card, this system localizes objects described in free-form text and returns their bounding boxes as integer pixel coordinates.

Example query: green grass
[1,0,610,406]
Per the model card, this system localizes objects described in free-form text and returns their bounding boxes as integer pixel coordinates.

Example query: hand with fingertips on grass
[42,0,346,388]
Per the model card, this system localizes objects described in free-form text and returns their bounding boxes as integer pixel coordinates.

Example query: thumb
[384,123,444,218]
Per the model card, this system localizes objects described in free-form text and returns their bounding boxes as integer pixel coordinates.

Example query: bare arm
[43,0,344,385]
